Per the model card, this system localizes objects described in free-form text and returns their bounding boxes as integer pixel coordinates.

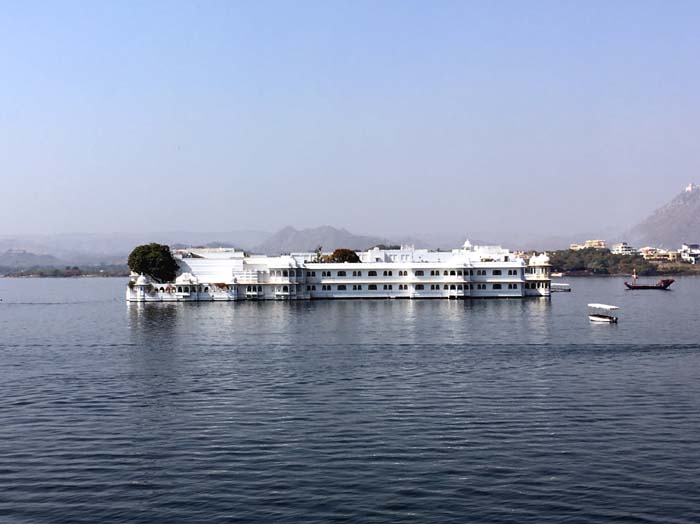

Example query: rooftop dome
[529,253,550,266]
[175,272,198,284]
[135,274,150,286]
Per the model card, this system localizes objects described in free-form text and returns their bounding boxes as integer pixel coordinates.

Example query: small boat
[551,272,564,278]
[551,282,571,292]
[588,303,619,323]
[624,269,674,290]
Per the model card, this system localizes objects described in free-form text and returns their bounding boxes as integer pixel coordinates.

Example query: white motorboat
[588,303,619,323]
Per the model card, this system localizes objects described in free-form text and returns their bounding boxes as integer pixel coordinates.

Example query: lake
[1,277,699,523]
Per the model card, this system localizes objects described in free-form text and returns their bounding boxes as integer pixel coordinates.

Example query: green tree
[127,243,179,282]
[327,248,361,263]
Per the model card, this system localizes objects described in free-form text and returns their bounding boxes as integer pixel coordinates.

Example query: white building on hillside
[126,242,552,302]
[611,242,635,255]
[680,243,700,264]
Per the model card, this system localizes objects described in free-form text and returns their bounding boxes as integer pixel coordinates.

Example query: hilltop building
[611,242,635,256]
[570,239,607,251]
[638,246,679,263]
[126,242,552,302]
[680,243,700,264]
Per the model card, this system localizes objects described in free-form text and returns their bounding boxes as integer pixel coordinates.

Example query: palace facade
[126,242,551,302]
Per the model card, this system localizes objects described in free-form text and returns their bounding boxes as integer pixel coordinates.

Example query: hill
[253,226,399,254]
[627,184,700,248]
[0,250,63,268]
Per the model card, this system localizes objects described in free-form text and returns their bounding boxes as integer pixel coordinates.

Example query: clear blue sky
[1,1,699,240]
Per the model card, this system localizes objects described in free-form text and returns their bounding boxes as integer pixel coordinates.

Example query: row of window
[315,284,397,291]
[263,268,527,278]
[271,270,301,277]
[312,269,520,278]
[155,285,213,293]
[305,283,521,292]
[155,281,529,294]
[524,282,550,289]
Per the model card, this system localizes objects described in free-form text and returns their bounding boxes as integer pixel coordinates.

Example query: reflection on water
[126,297,555,349]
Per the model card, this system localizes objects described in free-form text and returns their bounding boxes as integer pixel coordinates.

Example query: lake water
[1,277,699,523]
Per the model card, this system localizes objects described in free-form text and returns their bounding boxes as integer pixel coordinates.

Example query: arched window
[337,271,346,277]
[443,284,448,289]
[257,286,262,292]
[450,285,456,290]
[493,283,502,290]
[368,271,377,277]
[204,287,209,293]
[415,270,424,276]
[337,284,346,291]
[282,285,288,292]
[450,270,455,276]
[443,270,448,276]
[415,284,424,290]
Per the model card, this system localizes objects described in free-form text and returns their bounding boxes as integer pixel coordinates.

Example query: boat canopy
[587,303,619,310]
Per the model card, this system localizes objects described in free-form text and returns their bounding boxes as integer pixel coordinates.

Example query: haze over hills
[252,226,429,255]
[0,250,63,269]
[0,230,272,266]
[3,184,700,271]
[627,184,700,248]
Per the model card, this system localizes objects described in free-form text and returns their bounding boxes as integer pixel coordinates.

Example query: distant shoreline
[554,267,700,278]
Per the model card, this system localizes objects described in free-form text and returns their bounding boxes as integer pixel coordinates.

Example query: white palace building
[126,242,552,302]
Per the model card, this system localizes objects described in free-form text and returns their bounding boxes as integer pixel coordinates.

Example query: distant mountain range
[3,187,698,271]
[252,226,423,254]
[627,183,700,248]
[0,250,63,269]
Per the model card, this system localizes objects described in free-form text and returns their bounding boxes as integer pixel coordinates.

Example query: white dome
[529,253,550,266]
[135,274,150,286]
[175,272,198,284]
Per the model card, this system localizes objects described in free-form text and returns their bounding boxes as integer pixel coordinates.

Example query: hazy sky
[1,1,699,239]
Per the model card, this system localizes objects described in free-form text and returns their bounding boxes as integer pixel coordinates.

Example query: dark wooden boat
[624,270,674,290]
[624,279,674,290]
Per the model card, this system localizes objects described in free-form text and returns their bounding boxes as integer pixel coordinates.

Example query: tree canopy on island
[324,248,361,263]
[548,248,657,276]
[127,243,179,282]
[369,244,401,250]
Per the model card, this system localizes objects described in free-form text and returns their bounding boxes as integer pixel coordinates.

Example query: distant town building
[639,246,679,263]
[570,239,607,251]
[680,243,700,264]
[584,239,607,249]
[611,242,635,256]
